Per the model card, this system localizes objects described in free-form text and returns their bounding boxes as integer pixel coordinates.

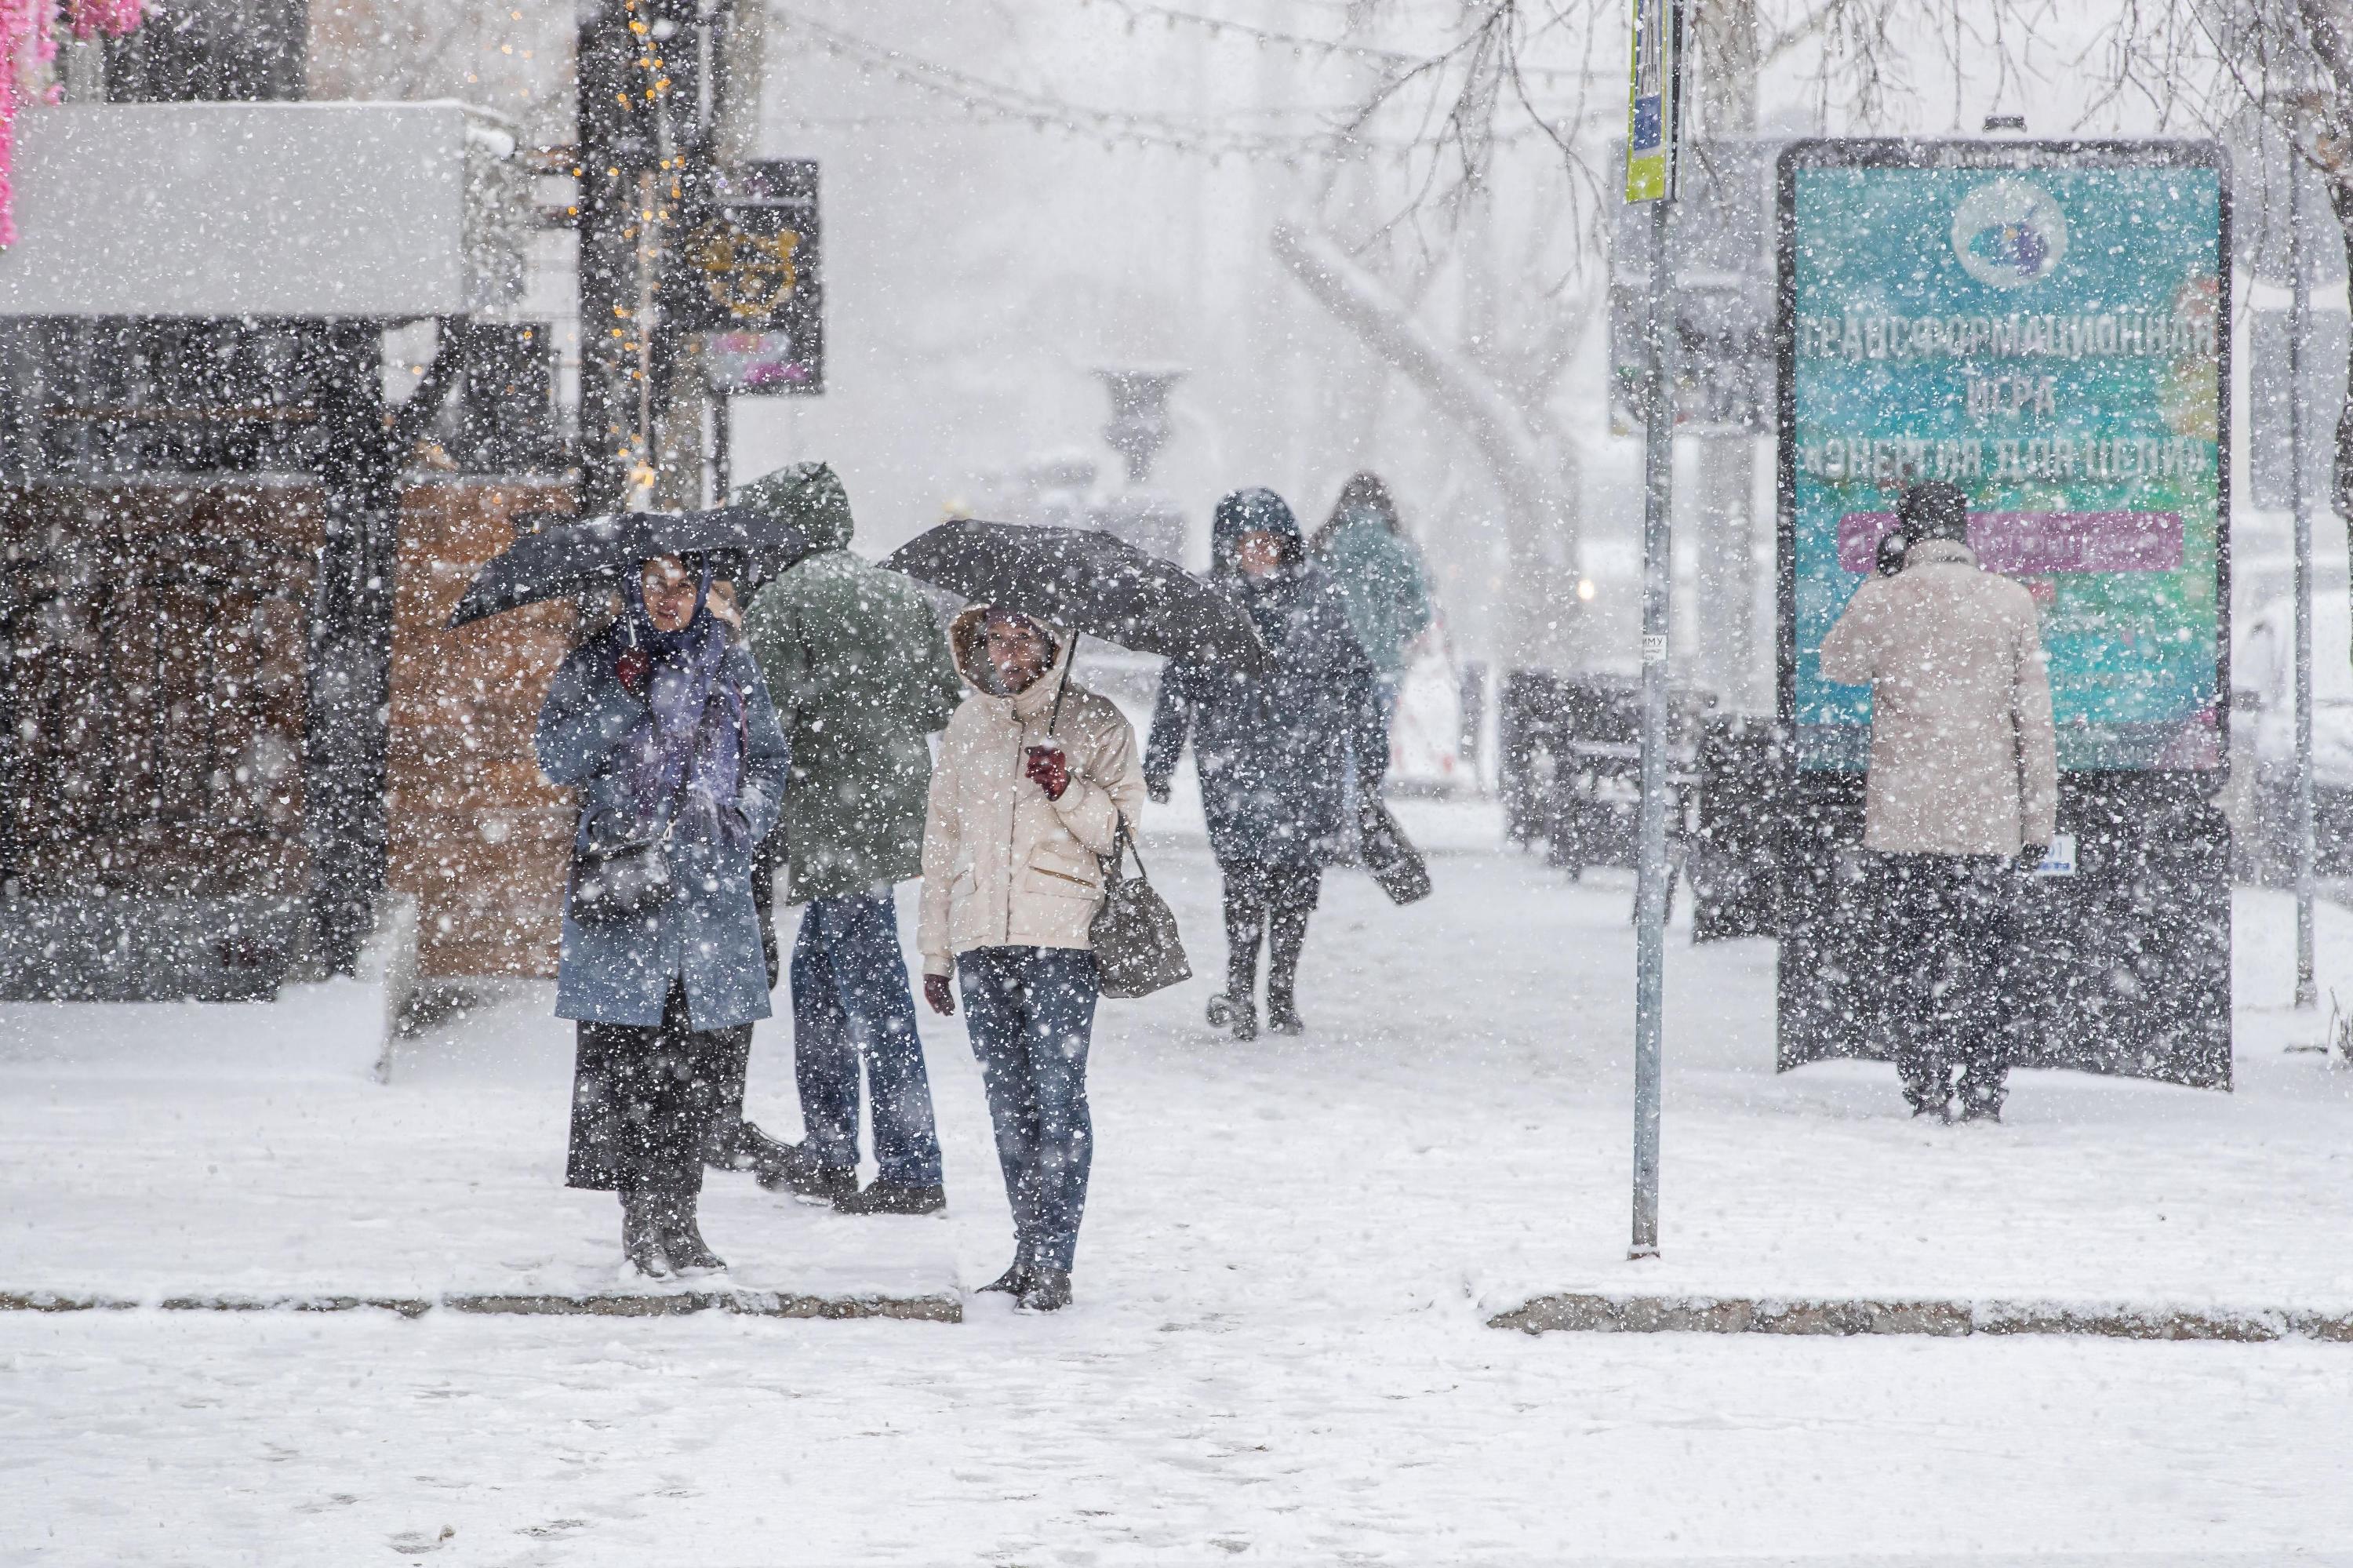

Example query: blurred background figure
[1147,487,1384,1041]
[739,462,963,1217]
[1313,472,1435,844]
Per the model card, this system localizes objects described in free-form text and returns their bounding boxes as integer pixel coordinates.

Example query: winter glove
[1146,778,1173,806]
[613,646,650,697]
[1024,744,1070,800]
[1875,529,1911,578]
[923,974,957,1016]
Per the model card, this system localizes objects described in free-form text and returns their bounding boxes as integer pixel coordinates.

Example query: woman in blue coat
[536,553,790,1279]
[1145,489,1384,1040]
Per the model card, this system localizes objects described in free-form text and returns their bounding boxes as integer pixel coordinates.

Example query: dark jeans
[1221,860,1321,1005]
[791,892,944,1187]
[568,980,751,1194]
[958,946,1100,1274]
[1879,853,2017,1114]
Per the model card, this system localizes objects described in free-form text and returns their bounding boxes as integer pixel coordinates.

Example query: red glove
[924,974,956,1016]
[1024,744,1069,800]
[613,647,649,697]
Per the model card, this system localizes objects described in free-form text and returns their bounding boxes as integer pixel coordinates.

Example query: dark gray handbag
[569,765,691,924]
[1090,816,1191,999]
[569,820,677,922]
[1358,799,1433,906]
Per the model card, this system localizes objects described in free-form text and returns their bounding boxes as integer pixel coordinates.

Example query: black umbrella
[882,520,1273,676]
[446,505,815,628]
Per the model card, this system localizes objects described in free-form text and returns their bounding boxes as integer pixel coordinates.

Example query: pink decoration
[0,0,140,248]
[1836,510,2185,577]
[66,0,140,40]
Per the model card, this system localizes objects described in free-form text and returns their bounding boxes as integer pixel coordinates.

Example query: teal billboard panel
[1777,141,2229,772]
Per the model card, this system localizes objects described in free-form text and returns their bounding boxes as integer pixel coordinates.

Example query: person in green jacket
[736,461,965,1215]
[1312,473,1435,835]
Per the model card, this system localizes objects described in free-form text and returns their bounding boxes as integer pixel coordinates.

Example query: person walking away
[1145,487,1385,1041]
[1817,481,2057,1123]
[537,552,791,1278]
[918,606,1144,1312]
[1312,473,1434,834]
[737,461,965,1216]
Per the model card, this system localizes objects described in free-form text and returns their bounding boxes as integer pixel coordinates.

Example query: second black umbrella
[882,519,1273,675]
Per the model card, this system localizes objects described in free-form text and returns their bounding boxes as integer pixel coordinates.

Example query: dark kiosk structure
[1773,136,2234,1090]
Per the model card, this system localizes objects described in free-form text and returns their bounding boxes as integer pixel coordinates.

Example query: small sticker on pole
[2033,833,2078,877]
[1624,0,1684,203]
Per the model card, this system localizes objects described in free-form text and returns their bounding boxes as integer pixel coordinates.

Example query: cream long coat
[918,609,1146,979]
[1817,539,2060,857]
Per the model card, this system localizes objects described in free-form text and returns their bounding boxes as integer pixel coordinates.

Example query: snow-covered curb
[1489,1291,2353,1342]
[0,1287,962,1323]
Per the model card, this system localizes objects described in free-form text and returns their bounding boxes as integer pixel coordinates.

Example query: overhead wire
[1080,0,1611,85]
[766,4,1610,166]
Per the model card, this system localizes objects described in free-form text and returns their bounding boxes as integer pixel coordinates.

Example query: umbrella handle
[1047,629,1076,735]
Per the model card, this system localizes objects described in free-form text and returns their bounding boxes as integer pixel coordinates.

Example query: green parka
[739,463,962,904]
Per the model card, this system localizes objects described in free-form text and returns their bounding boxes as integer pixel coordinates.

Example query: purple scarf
[619,565,747,845]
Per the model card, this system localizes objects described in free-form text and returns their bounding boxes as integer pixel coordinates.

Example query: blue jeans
[957,946,1100,1274]
[790,892,944,1187]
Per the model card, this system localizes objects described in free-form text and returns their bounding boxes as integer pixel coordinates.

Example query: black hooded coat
[1144,489,1385,868]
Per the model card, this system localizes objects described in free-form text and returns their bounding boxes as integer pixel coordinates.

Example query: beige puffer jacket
[1818,538,2059,856]
[918,608,1146,978]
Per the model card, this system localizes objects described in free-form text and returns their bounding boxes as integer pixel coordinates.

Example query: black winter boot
[755,1141,858,1203]
[718,1118,799,1175]
[1018,1268,1073,1312]
[1222,883,1264,988]
[835,1180,947,1217]
[1265,902,1311,1035]
[655,1187,726,1275]
[976,1261,1030,1295]
[620,1187,671,1279]
[1207,991,1258,1041]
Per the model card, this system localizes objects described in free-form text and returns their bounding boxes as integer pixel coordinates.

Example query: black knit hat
[1211,486,1304,574]
[1897,481,1971,544]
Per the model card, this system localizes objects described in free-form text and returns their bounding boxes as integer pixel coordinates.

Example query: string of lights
[767,5,1603,165]
[769,6,1346,160]
[1079,0,1609,85]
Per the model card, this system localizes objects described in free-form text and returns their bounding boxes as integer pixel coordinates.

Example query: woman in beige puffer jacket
[918,606,1144,1311]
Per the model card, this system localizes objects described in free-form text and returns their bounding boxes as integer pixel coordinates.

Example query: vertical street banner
[1624,0,1682,202]
[1778,141,2229,772]
[669,158,825,395]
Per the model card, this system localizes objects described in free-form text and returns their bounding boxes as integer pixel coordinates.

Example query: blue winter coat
[536,624,791,1031]
[1145,567,1385,868]
[1318,509,1435,675]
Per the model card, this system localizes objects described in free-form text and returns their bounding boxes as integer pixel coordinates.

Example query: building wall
[0,478,318,900]
[386,481,576,980]
[0,477,584,983]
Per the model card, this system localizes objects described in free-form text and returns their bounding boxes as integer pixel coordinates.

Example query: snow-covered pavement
[6,803,2353,1560]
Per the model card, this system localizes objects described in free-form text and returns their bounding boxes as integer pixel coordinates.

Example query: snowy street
[1,0,2342,1559]
[7,803,2353,1562]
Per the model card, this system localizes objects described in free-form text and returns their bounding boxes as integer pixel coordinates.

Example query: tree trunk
[1270,223,1584,671]
[2290,2,2353,517]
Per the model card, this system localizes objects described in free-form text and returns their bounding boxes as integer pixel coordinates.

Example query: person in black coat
[1145,487,1385,1039]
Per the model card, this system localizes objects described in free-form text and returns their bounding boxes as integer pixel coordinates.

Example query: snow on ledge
[1489,1290,2353,1342]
